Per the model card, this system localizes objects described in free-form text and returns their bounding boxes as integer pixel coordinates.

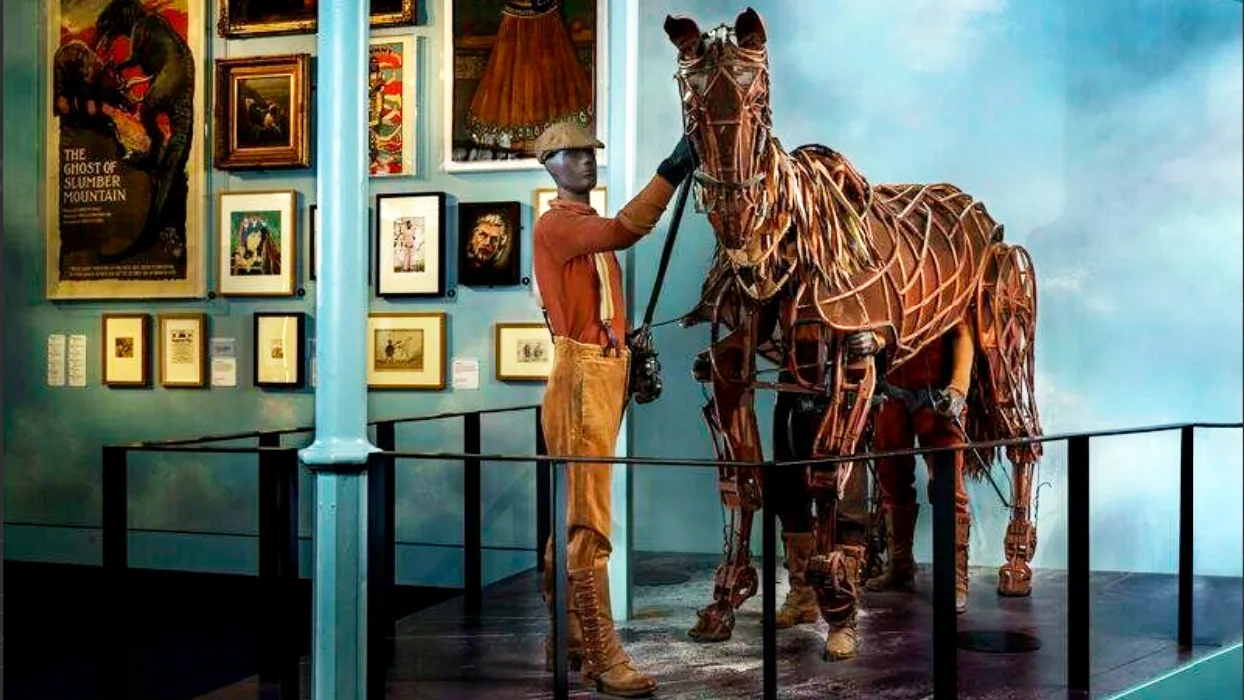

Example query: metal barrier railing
[98,416,1242,699]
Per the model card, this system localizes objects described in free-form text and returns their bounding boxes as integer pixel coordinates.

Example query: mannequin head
[543,147,598,195]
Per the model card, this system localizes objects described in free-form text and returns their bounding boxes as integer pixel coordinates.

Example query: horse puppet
[661,8,1044,660]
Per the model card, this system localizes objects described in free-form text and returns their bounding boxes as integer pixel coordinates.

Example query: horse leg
[688,331,763,643]
[998,450,1038,597]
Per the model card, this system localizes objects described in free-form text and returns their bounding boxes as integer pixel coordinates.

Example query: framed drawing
[218,190,297,296]
[495,323,555,381]
[253,312,305,388]
[102,313,151,387]
[369,36,418,177]
[376,193,445,296]
[534,186,607,218]
[218,0,418,37]
[46,0,206,300]
[442,0,607,172]
[213,54,311,170]
[158,313,208,388]
[458,201,520,287]
[367,312,446,389]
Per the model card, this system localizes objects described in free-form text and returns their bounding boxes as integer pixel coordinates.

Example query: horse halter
[674,24,773,226]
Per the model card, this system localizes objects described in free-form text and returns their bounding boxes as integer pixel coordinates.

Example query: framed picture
[495,323,555,381]
[442,0,608,172]
[367,312,446,389]
[253,312,305,388]
[218,190,297,296]
[218,0,418,37]
[214,54,311,170]
[370,36,418,177]
[45,0,207,300]
[376,193,445,296]
[458,201,521,287]
[158,313,208,388]
[534,186,607,218]
[102,314,151,387]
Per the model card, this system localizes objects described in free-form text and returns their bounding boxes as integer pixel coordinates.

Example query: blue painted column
[297,0,376,698]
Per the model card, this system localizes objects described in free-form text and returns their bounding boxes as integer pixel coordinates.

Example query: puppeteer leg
[542,337,656,697]
[865,399,919,593]
[918,410,973,613]
[772,393,820,629]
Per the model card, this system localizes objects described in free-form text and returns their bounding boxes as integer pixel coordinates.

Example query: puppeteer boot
[570,565,658,697]
[956,513,971,614]
[542,540,583,672]
[777,532,820,628]
[810,545,865,662]
[865,504,918,593]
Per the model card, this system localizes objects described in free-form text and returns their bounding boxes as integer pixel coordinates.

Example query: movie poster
[46,0,205,299]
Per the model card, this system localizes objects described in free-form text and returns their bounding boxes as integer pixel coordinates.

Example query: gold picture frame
[213,54,311,170]
[217,0,417,38]
[367,312,447,390]
[253,312,306,388]
[102,313,151,387]
[158,313,208,388]
[218,190,298,297]
[495,322,554,382]
[534,186,608,219]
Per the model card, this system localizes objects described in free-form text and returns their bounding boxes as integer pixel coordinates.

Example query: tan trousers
[541,336,630,571]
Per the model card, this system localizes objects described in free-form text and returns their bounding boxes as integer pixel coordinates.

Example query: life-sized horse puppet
[664,7,1044,660]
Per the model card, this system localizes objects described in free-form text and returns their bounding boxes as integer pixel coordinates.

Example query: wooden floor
[196,553,1242,700]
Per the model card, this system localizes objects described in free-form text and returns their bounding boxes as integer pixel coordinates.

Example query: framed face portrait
[534,186,607,218]
[218,190,297,296]
[213,54,311,170]
[495,322,555,381]
[218,0,417,38]
[253,312,305,388]
[375,192,445,297]
[158,313,208,388]
[102,313,151,387]
[457,201,520,287]
[366,312,446,389]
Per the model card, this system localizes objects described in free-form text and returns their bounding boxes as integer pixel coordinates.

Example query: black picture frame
[252,312,306,389]
[457,200,521,287]
[375,192,447,297]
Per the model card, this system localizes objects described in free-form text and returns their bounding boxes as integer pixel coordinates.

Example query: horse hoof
[997,563,1033,597]
[688,606,735,643]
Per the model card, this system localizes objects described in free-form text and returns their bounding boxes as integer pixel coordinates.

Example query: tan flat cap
[534,121,605,163]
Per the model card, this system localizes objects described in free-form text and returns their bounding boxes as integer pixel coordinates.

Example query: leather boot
[570,565,658,697]
[956,513,971,614]
[810,545,865,662]
[541,540,582,672]
[776,532,819,628]
[865,504,918,592]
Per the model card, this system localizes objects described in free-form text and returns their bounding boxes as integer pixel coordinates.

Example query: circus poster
[45,0,206,300]
[443,0,606,171]
[369,35,418,177]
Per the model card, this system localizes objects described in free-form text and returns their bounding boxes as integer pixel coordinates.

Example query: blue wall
[627,0,1244,577]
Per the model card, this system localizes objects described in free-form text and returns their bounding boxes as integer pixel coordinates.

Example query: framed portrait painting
[253,312,305,388]
[218,0,418,37]
[214,54,311,170]
[369,36,418,177]
[158,313,208,388]
[442,0,607,172]
[218,190,297,297]
[458,201,520,287]
[376,193,445,297]
[367,313,447,389]
[534,186,607,218]
[102,313,151,387]
[495,323,555,381]
[45,0,207,300]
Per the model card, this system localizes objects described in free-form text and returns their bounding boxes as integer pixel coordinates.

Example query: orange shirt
[533,175,676,347]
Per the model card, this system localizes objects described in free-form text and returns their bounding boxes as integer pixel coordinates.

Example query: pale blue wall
[627,0,1244,577]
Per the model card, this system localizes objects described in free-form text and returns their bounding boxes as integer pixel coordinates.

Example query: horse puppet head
[665,8,773,254]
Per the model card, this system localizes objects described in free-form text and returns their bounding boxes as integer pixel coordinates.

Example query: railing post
[464,412,483,610]
[551,460,569,700]
[1178,425,1194,648]
[1068,435,1091,697]
[366,439,395,700]
[102,445,129,698]
[536,406,551,575]
[258,438,301,699]
[931,448,958,699]
[762,461,777,700]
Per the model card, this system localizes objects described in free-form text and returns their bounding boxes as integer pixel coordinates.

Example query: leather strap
[592,253,621,355]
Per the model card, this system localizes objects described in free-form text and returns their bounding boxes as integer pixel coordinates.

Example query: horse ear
[735,7,767,49]
[664,15,703,57]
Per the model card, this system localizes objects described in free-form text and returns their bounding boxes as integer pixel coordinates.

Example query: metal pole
[1067,435,1091,697]
[1178,426,1193,648]
[552,461,569,700]
[931,449,958,699]
[297,0,376,698]
[762,462,777,700]
[465,412,483,609]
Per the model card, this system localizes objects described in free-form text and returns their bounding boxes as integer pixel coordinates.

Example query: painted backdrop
[628,0,1244,577]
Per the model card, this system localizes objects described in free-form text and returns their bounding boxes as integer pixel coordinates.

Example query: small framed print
[254,313,305,388]
[367,312,447,390]
[213,54,311,170]
[158,313,208,388]
[495,323,555,382]
[369,36,418,177]
[376,193,446,297]
[102,313,151,387]
[458,201,521,287]
[219,190,297,296]
[534,187,608,218]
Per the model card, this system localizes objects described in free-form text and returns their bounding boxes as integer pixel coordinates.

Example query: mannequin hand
[934,386,966,418]
[846,331,879,356]
[657,134,698,185]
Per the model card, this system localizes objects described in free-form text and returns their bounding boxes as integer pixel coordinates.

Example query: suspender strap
[592,253,622,355]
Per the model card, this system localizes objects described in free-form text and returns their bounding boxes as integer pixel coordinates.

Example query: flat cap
[534,121,605,163]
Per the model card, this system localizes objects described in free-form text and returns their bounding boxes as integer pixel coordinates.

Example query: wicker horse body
[665,9,1044,654]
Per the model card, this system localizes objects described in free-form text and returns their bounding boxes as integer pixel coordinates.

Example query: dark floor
[194,554,1242,700]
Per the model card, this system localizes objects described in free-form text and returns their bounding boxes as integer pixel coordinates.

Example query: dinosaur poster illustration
[46,0,205,299]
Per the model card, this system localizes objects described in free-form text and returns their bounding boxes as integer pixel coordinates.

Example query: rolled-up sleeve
[539,175,677,264]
